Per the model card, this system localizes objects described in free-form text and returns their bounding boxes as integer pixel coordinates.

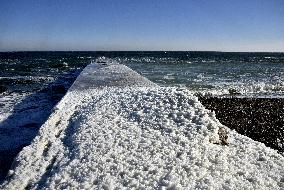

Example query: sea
[0,51,284,179]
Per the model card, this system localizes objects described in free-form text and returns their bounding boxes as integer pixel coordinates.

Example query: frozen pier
[2,61,284,189]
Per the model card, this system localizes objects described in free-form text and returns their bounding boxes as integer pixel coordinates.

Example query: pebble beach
[199,96,284,154]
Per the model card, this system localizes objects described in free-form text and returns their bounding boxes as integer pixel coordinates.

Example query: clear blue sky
[0,0,284,52]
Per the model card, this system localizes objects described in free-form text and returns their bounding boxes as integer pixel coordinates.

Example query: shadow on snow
[0,70,81,182]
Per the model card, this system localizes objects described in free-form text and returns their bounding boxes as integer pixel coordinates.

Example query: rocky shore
[199,96,284,155]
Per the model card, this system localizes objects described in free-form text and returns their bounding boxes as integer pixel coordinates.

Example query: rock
[218,127,229,145]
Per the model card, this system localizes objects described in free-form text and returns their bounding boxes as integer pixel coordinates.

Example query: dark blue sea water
[0,51,284,179]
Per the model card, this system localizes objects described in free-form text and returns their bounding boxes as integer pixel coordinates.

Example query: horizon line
[1,50,284,53]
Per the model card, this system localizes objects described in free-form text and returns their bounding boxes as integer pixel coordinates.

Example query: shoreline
[199,96,284,155]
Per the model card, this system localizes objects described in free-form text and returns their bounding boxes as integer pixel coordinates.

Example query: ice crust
[1,63,284,189]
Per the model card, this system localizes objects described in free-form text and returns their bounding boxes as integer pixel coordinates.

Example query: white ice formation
[1,61,284,189]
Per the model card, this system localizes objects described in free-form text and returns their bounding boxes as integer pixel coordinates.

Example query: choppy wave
[187,81,284,97]
[114,56,284,98]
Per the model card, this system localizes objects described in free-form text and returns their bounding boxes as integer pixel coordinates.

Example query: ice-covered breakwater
[1,61,284,189]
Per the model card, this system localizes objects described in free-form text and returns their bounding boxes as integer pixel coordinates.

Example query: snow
[1,61,284,189]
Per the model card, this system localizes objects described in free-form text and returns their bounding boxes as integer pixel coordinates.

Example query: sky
[0,0,284,52]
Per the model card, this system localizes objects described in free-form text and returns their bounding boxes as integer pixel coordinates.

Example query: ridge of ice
[1,63,284,189]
